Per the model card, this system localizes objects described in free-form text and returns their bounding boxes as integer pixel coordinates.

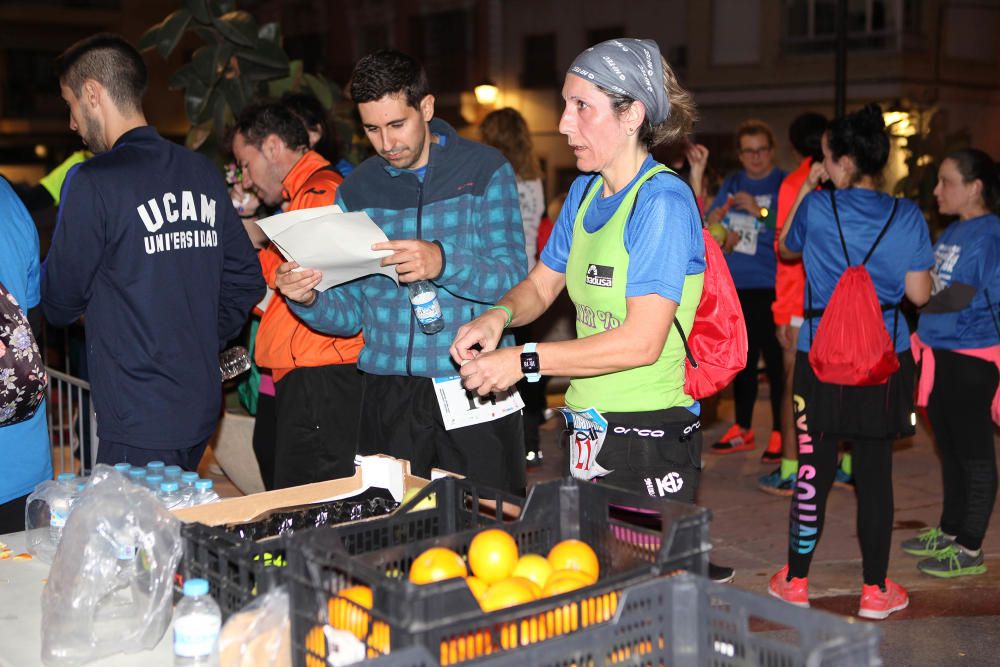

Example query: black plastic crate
[288,477,711,666]
[179,487,398,617]
[342,574,881,667]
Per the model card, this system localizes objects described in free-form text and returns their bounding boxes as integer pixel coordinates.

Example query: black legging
[733,288,784,429]
[926,349,999,552]
[787,409,895,586]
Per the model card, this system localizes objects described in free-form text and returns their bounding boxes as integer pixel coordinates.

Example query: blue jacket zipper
[405,177,424,376]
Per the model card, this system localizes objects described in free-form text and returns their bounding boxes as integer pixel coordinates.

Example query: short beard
[81,108,108,153]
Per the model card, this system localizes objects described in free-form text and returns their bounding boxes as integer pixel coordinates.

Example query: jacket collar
[281,150,330,201]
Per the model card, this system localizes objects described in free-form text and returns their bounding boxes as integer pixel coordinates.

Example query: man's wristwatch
[520,342,541,383]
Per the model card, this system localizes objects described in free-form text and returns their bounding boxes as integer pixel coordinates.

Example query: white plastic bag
[41,464,183,665]
[219,586,291,667]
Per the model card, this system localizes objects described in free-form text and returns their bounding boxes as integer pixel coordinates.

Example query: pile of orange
[306,531,603,665]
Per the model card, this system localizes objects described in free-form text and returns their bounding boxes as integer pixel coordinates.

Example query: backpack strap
[829,190,853,266]
[862,198,900,265]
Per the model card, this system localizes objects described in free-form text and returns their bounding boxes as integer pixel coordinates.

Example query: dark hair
[348,49,430,108]
[947,148,1000,214]
[598,55,696,150]
[789,112,828,162]
[281,91,342,164]
[55,33,147,113]
[826,104,890,181]
[735,119,775,150]
[480,108,541,181]
[233,101,310,152]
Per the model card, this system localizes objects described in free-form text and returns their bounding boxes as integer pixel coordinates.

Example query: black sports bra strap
[829,190,852,266]
[862,198,900,265]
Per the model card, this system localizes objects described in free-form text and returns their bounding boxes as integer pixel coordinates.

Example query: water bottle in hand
[409,280,444,334]
[219,346,251,381]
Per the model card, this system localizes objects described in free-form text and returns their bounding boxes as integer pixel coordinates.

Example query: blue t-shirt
[540,155,706,303]
[786,188,934,353]
[707,168,786,289]
[0,178,52,504]
[918,214,1000,349]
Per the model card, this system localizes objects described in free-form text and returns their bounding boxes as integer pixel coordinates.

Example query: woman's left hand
[459,347,522,396]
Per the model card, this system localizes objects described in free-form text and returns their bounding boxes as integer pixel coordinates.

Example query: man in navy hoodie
[42,34,265,470]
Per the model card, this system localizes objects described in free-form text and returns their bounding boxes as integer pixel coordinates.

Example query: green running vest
[564,164,704,412]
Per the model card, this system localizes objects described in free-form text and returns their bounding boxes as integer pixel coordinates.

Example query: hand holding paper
[255,205,398,291]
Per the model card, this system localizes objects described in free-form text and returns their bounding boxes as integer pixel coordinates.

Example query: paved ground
[526,393,1000,666]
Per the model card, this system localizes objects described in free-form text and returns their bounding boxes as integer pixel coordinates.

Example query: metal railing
[46,367,98,476]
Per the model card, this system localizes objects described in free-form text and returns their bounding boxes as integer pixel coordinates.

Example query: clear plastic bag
[219,586,291,667]
[25,479,62,563]
[41,464,183,666]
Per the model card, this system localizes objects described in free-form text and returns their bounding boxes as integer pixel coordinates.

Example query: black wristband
[432,240,446,281]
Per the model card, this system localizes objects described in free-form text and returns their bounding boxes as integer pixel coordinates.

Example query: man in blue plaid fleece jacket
[278,49,529,493]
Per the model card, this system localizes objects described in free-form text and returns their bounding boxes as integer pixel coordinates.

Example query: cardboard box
[172,454,455,526]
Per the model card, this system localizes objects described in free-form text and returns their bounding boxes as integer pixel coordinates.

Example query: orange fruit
[542,569,591,596]
[481,576,537,612]
[467,529,519,584]
[327,584,372,640]
[409,547,468,584]
[547,539,599,581]
[510,575,542,599]
[466,575,488,603]
[511,553,552,589]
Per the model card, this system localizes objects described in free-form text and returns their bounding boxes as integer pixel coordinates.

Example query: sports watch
[520,342,541,383]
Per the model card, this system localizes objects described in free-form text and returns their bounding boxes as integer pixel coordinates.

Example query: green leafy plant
[139,0,363,165]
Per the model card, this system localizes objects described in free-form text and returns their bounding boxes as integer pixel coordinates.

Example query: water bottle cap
[164,465,182,476]
[146,461,165,471]
[183,578,210,597]
[113,463,131,473]
[129,468,147,478]
[195,479,214,490]
[146,475,164,485]
[57,473,76,481]
[181,472,199,482]
[160,481,180,492]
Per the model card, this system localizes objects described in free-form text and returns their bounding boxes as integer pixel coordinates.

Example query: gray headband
[568,38,669,126]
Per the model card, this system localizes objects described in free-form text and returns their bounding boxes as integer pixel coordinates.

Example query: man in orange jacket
[232,102,363,488]
[758,112,827,495]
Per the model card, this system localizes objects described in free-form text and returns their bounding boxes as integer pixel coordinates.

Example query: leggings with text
[787,398,895,586]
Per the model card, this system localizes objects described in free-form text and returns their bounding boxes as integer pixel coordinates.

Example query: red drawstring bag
[675,228,748,399]
[807,192,900,386]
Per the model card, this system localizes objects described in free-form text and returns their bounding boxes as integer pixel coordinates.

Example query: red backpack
[674,227,748,399]
[807,191,900,386]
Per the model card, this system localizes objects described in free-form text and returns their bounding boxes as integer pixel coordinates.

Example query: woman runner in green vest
[451,39,729,579]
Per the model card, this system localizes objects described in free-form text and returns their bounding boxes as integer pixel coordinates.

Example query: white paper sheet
[254,205,398,291]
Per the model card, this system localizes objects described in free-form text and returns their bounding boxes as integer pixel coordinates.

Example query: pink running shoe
[767,565,810,608]
[858,579,909,620]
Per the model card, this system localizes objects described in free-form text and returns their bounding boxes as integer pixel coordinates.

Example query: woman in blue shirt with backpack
[904,148,1000,578]
[771,105,933,620]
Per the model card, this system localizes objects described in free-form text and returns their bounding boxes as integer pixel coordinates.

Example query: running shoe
[767,565,809,608]
[901,526,955,557]
[708,562,735,583]
[760,431,783,463]
[758,468,795,496]
[858,579,909,620]
[833,467,855,489]
[711,424,755,454]
[917,545,987,578]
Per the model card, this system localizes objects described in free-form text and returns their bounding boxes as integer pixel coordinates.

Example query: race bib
[433,376,525,431]
[558,407,613,481]
[727,212,759,255]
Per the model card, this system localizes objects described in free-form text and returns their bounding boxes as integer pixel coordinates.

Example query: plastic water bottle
[114,463,132,475]
[179,472,200,502]
[146,460,165,477]
[145,474,164,492]
[408,280,444,334]
[164,465,183,481]
[191,479,220,506]
[173,578,221,666]
[159,481,183,510]
[49,473,77,543]
[127,467,147,487]
[219,346,251,381]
